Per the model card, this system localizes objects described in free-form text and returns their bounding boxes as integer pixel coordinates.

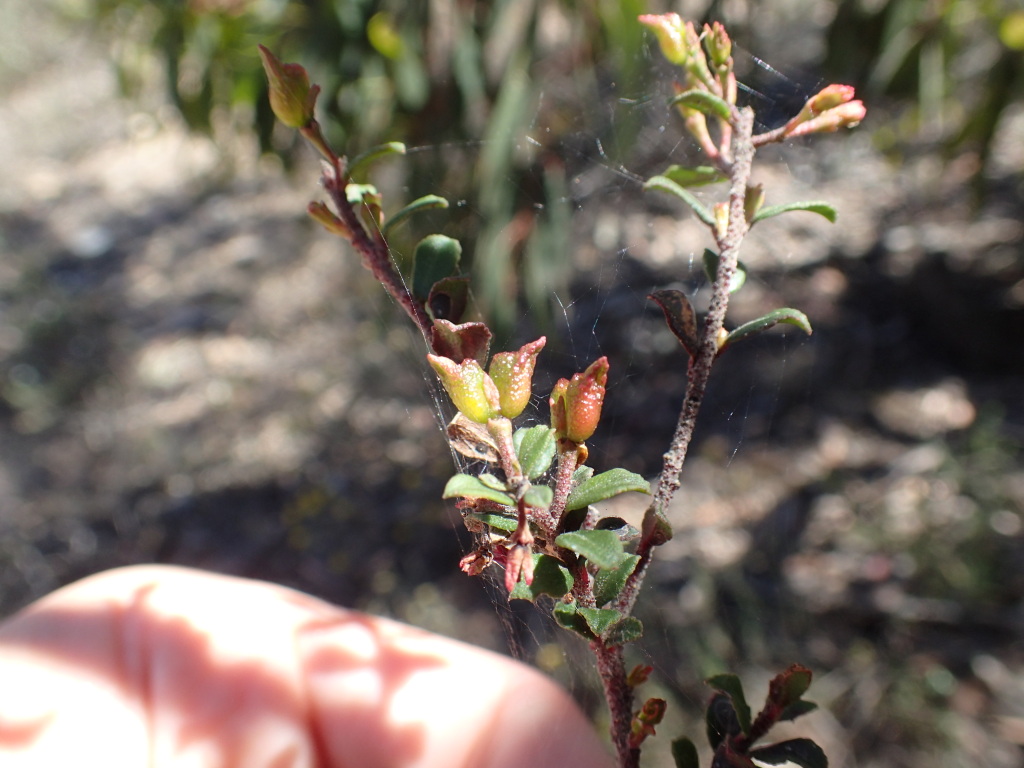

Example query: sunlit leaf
[564,468,650,512]
[578,607,622,636]
[723,308,812,349]
[661,164,727,187]
[669,88,734,122]
[347,141,406,180]
[514,425,557,480]
[644,175,716,227]
[523,484,553,510]
[442,474,513,506]
[751,201,836,224]
[555,530,625,569]
[604,616,643,646]
[464,512,517,533]
[383,194,449,238]
[552,601,595,639]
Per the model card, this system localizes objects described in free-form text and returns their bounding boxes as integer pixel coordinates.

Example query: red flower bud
[550,357,609,443]
[488,337,546,419]
[427,354,501,424]
[257,45,319,129]
[784,99,866,138]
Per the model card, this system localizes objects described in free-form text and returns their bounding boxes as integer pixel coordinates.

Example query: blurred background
[1,0,1023,765]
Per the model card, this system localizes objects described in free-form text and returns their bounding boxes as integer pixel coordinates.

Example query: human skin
[0,565,614,768]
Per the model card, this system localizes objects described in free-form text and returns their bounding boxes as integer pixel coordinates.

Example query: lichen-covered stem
[593,640,639,768]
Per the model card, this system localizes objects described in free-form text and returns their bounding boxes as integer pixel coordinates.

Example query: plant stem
[322,165,435,341]
[592,640,639,768]
[648,106,755,551]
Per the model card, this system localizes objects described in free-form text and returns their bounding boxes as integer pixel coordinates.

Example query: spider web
[370,44,827,714]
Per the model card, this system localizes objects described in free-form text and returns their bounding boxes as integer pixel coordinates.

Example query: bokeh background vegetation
[2,1,1024,766]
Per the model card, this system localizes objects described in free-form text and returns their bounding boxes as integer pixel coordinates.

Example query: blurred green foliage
[78,0,650,337]
[826,0,1024,189]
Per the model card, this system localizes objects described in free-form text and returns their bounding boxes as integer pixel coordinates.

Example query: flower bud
[257,45,319,129]
[488,337,546,419]
[638,13,688,66]
[783,84,863,135]
[784,99,866,138]
[743,183,765,223]
[704,21,732,70]
[428,354,501,424]
[550,357,609,443]
[307,201,350,237]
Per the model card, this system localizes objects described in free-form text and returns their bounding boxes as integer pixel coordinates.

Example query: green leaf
[578,607,622,636]
[707,674,752,735]
[514,425,557,480]
[565,468,650,512]
[442,474,513,506]
[594,554,641,606]
[464,512,517,533]
[671,738,701,768]
[478,473,508,491]
[723,308,813,349]
[552,601,595,639]
[604,616,643,646]
[705,692,742,750]
[644,175,716,227]
[751,200,837,224]
[383,194,449,238]
[669,88,734,122]
[523,484,553,510]
[750,739,828,768]
[780,700,819,722]
[572,465,595,485]
[413,235,462,301]
[509,554,573,601]
[661,164,727,188]
[555,530,625,569]
[649,289,699,358]
[345,183,381,206]
[348,141,406,180]
[702,249,747,293]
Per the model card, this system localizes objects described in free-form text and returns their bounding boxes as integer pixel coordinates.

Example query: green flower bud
[488,337,546,419]
[428,354,501,424]
[638,13,688,66]
[258,45,319,129]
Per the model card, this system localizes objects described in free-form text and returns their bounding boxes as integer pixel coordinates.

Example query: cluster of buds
[782,83,866,138]
[427,334,546,424]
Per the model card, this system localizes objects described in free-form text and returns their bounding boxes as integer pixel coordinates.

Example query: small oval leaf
[465,512,517,533]
[644,175,717,227]
[578,607,623,636]
[523,484,553,510]
[514,425,557,480]
[669,88,734,122]
[509,554,573,601]
[413,235,462,301]
[555,529,626,569]
[383,194,449,238]
[565,468,650,512]
[723,308,812,350]
[442,474,513,506]
[605,616,643,646]
[752,200,837,224]
[649,289,699,358]
[594,554,641,606]
[552,601,595,639]
[671,738,701,768]
[707,674,752,735]
[348,141,406,180]
[662,164,727,188]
